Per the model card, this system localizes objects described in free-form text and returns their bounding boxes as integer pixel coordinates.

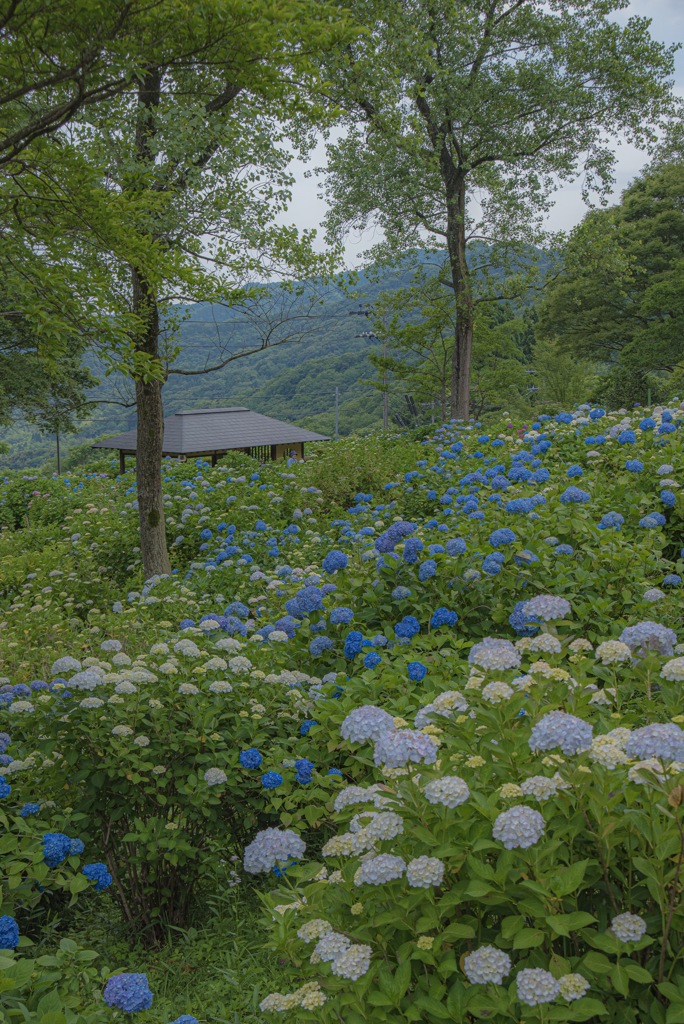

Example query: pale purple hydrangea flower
[516,968,561,1006]
[354,854,406,886]
[492,805,545,849]
[468,638,521,672]
[341,706,395,744]
[521,595,571,622]
[624,723,684,762]
[529,711,592,755]
[373,729,438,768]
[243,828,306,874]
[619,621,676,657]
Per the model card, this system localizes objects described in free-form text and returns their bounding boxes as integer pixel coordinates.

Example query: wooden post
[211,452,217,467]
[119,450,125,475]
[271,444,277,461]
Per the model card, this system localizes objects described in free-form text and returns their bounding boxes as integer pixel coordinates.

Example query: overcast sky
[283,0,684,267]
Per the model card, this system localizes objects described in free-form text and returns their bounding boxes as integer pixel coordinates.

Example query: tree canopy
[321,0,676,417]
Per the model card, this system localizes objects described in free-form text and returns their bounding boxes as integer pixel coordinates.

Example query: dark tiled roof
[93,407,330,453]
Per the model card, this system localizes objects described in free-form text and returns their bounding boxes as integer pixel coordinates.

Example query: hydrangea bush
[2,402,684,1020]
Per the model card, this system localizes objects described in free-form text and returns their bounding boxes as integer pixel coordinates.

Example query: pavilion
[93,406,330,473]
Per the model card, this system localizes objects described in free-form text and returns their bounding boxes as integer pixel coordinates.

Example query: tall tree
[1,1,354,577]
[321,0,676,418]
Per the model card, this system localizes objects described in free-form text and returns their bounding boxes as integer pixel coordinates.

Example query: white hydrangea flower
[528,634,562,655]
[406,856,445,888]
[111,725,133,737]
[661,658,684,682]
[330,944,372,981]
[296,919,332,943]
[519,775,561,801]
[595,640,632,665]
[559,974,590,1001]
[463,945,512,985]
[424,776,470,808]
[208,680,233,693]
[313,932,351,962]
[115,681,137,695]
[610,913,647,943]
[178,683,199,695]
[482,681,514,704]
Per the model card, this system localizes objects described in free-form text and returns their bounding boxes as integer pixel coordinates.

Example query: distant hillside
[0,247,548,470]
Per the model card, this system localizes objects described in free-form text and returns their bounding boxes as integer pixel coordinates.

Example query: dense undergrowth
[1,405,684,1024]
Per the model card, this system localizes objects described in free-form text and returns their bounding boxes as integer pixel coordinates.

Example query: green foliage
[539,161,684,390]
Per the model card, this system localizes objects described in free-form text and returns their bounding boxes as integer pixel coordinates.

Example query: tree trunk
[132,267,171,578]
[131,68,171,579]
[444,173,473,420]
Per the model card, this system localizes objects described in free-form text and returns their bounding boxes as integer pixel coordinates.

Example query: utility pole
[349,303,389,430]
[335,386,339,441]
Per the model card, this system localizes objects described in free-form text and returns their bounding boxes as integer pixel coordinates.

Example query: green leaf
[512,928,545,949]
[547,912,597,936]
[610,964,630,996]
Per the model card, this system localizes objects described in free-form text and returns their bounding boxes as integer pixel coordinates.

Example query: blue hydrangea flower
[285,586,324,619]
[560,486,591,504]
[554,544,574,556]
[309,635,333,657]
[482,553,504,576]
[489,528,516,547]
[408,662,427,682]
[566,464,583,477]
[446,537,467,556]
[103,974,153,1013]
[70,839,84,856]
[327,768,343,777]
[168,1017,199,1024]
[300,720,317,736]
[322,550,348,573]
[0,915,19,949]
[363,651,382,670]
[508,601,540,637]
[42,833,73,868]
[295,758,314,785]
[625,460,644,472]
[261,772,283,790]
[640,513,666,529]
[330,607,354,625]
[664,574,682,587]
[20,802,40,817]
[0,778,10,799]
[598,511,624,530]
[0,733,10,754]
[83,863,113,891]
[418,559,437,581]
[640,417,656,430]
[618,430,636,444]
[344,630,365,658]
[239,748,263,770]
[395,616,420,640]
[430,607,458,628]
[661,490,676,508]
